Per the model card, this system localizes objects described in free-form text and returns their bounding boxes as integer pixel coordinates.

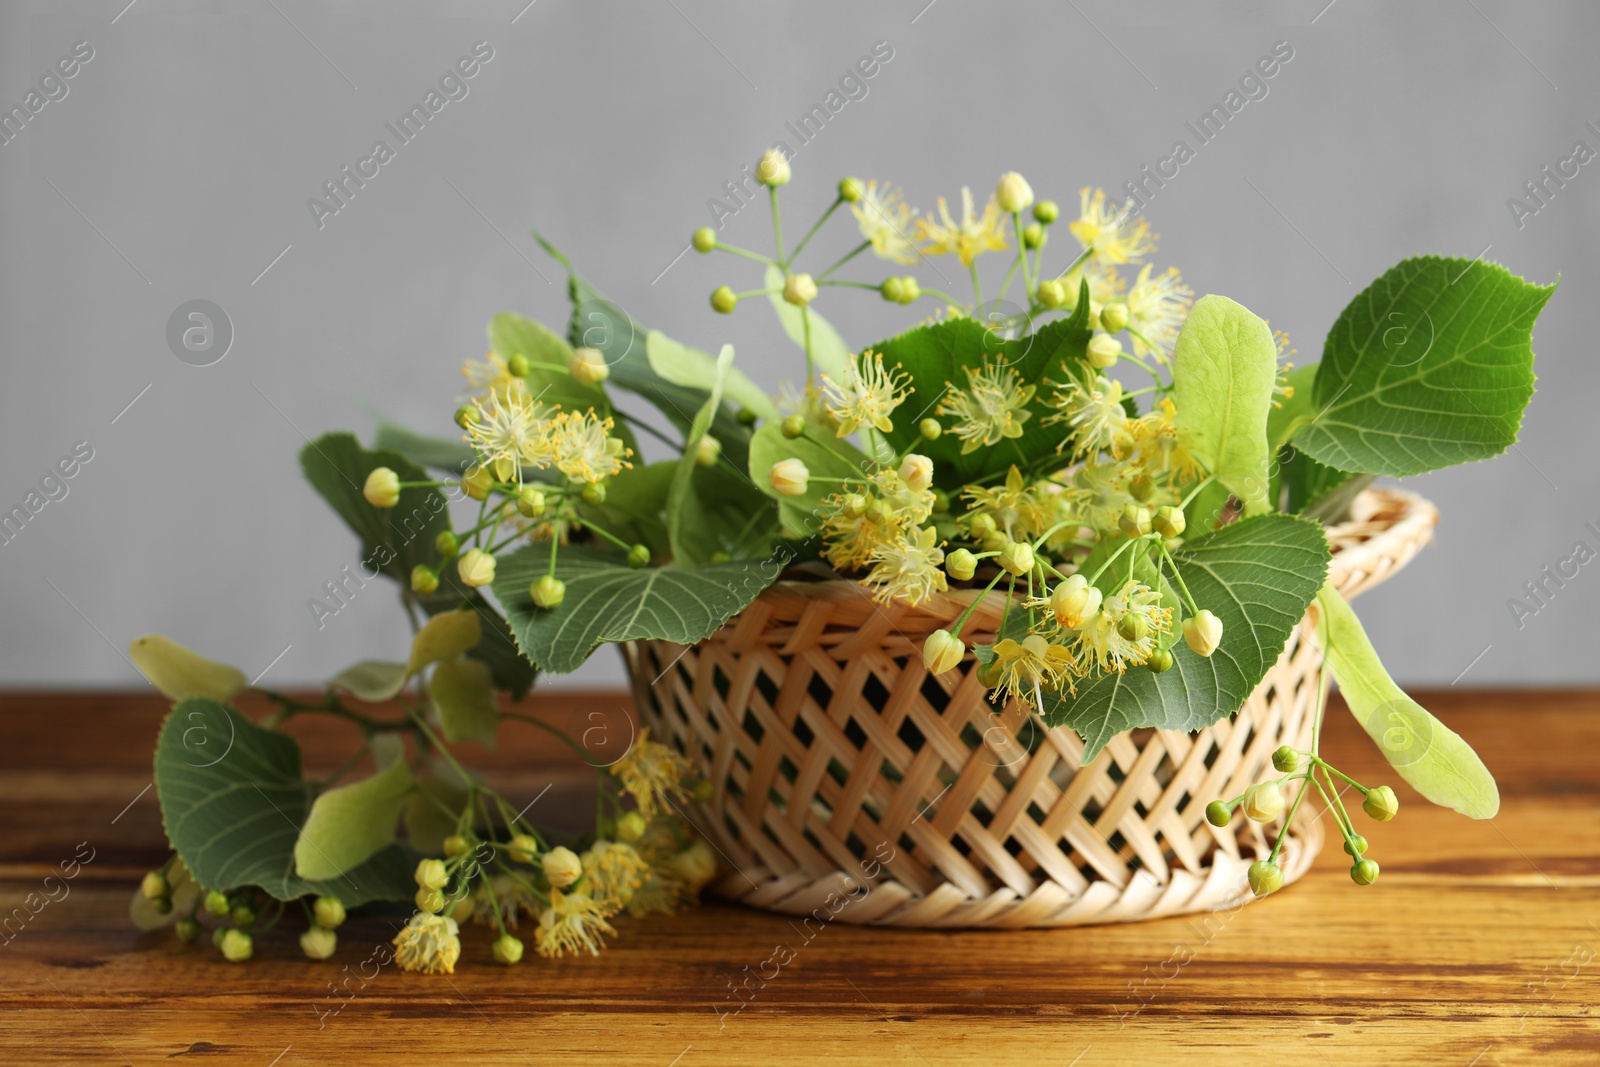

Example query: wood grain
[2,689,1597,1065]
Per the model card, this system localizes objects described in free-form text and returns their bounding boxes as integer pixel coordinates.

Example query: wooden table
[2,689,1596,1065]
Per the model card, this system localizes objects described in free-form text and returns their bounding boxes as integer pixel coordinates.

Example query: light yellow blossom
[1125,265,1193,362]
[862,525,947,605]
[610,728,691,818]
[916,187,1010,267]
[536,889,615,959]
[851,181,921,265]
[937,362,1036,455]
[392,913,462,974]
[1068,187,1155,265]
[819,350,910,438]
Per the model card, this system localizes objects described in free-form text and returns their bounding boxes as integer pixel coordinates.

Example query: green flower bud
[781,414,806,439]
[410,564,439,595]
[981,531,1008,553]
[415,858,449,891]
[1145,647,1174,673]
[1036,279,1068,309]
[152,896,174,915]
[1129,474,1156,502]
[1362,785,1399,822]
[460,465,493,501]
[434,530,460,558]
[1022,223,1045,249]
[710,286,738,314]
[839,176,864,202]
[839,493,868,519]
[1342,834,1370,858]
[1183,610,1224,657]
[617,811,648,842]
[454,404,479,430]
[737,406,760,426]
[581,481,607,505]
[441,835,470,859]
[691,777,716,803]
[1204,800,1232,827]
[782,273,818,307]
[695,435,721,468]
[1272,746,1301,773]
[922,630,965,675]
[212,926,228,948]
[1118,503,1152,538]
[492,933,525,965]
[313,895,347,929]
[999,540,1034,577]
[204,890,230,917]
[456,548,496,588]
[530,576,566,609]
[1087,333,1122,369]
[175,918,202,943]
[897,276,921,303]
[756,148,791,187]
[363,467,401,509]
[414,887,446,913]
[1247,859,1284,897]
[571,347,610,386]
[542,846,582,888]
[1116,612,1149,642]
[1153,505,1186,539]
[692,227,717,253]
[710,550,732,564]
[300,925,338,960]
[1100,301,1130,333]
[880,276,906,304]
[1033,199,1060,224]
[1242,782,1286,823]
[975,659,1003,689]
[627,544,651,569]
[219,928,253,963]
[1350,858,1380,886]
[515,487,546,519]
[968,513,997,539]
[996,171,1034,214]
[230,904,256,928]
[945,548,977,581]
[919,417,943,441]
[507,353,532,378]
[507,833,539,865]
[141,870,169,902]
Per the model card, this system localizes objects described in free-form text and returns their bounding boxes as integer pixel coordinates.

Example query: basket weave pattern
[625,489,1438,928]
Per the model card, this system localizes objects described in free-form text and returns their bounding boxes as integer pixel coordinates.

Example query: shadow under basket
[624,488,1438,928]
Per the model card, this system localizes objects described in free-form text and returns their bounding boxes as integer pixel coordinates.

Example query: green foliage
[1173,295,1278,515]
[431,657,500,746]
[747,421,871,537]
[488,311,612,414]
[294,758,413,881]
[300,432,448,586]
[646,329,779,422]
[1291,257,1555,477]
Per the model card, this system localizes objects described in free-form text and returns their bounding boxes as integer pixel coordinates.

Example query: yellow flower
[820,350,911,438]
[610,728,690,818]
[461,351,526,402]
[467,389,555,483]
[1128,398,1203,485]
[916,187,1010,267]
[1068,188,1155,265]
[1060,261,1127,311]
[392,913,462,974]
[1072,579,1172,673]
[1072,461,1136,534]
[1125,265,1193,363]
[937,362,1036,455]
[1045,374,1128,457]
[962,466,1053,544]
[582,840,649,913]
[548,410,630,484]
[988,634,1078,707]
[625,817,696,918]
[536,889,615,959]
[851,182,921,265]
[1272,327,1297,406]
[862,525,947,605]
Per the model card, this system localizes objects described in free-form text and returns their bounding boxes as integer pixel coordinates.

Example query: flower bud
[669,838,719,891]
[1153,505,1186,539]
[945,548,977,582]
[415,858,449,891]
[1100,301,1130,333]
[769,458,809,497]
[571,346,609,386]
[692,227,717,253]
[1241,782,1286,823]
[460,465,493,501]
[231,903,256,927]
[931,489,950,513]
[204,890,230,917]
[1049,576,1100,629]
[1032,199,1060,224]
[449,895,475,923]
[410,565,439,595]
[835,493,866,519]
[627,543,651,569]
[880,276,906,304]
[581,481,607,505]
[695,435,721,468]
[1362,785,1399,822]
[502,833,537,865]
[922,630,965,675]
[1128,474,1155,502]
[999,540,1034,577]
[363,467,401,508]
[456,548,496,588]
[918,417,942,441]
[975,659,1003,689]
[542,845,582,888]
[1087,333,1122,369]
[219,928,253,963]
[176,918,202,943]
[1145,647,1173,673]
[839,176,864,202]
[1247,859,1284,897]
[415,887,446,913]
[435,530,460,558]
[968,513,997,539]
[1272,746,1300,773]
[493,933,525,965]
[1183,610,1223,657]
[151,896,173,915]
[1342,834,1369,858]
[898,454,934,492]
[756,148,791,187]
[1022,223,1045,249]
[505,352,531,378]
[897,276,920,303]
[530,575,566,608]
[313,895,346,929]
[1036,279,1068,309]
[617,811,647,842]
[1116,612,1148,642]
[1118,503,1152,538]
[866,499,895,526]
[780,414,806,439]
[454,405,478,430]
[737,406,760,426]
[710,286,738,314]
[1204,800,1231,827]
[141,870,169,902]
[1350,859,1380,886]
[300,925,338,960]
[782,273,818,307]
[996,171,1034,214]
[514,487,545,519]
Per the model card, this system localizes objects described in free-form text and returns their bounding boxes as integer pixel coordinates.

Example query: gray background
[0,0,1593,692]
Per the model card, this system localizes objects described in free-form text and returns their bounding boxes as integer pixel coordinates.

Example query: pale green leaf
[329,660,409,703]
[406,609,482,675]
[432,657,500,746]
[128,635,247,703]
[404,767,473,856]
[647,330,779,421]
[294,758,413,881]
[1317,584,1499,819]
[1173,295,1278,515]
[667,344,733,564]
[746,421,871,535]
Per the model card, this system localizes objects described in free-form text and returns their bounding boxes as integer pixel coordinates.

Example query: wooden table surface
[2,689,1597,1066]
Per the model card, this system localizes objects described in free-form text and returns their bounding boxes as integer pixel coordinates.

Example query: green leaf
[746,421,872,536]
[491,543,780,674]
[1173,295,1278,515]
[667,343,733,564]
[576,460,676,558]
[155,700,416,905]
[294,758,413,881]
[329,660,409,702]
[1317,585,1499,819]
[1040,514,1331,763]
[406,609,481,674]
[488,311,610,411]
[403,767,473,856]
[300,432,450,586]
[369,415,477,474]
[647,330,779,422]
[1291,257,1555,477]
[763,263,852,379]
[432,657,499,746]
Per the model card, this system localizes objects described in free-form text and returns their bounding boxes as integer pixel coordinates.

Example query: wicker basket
[624,488,1437,928]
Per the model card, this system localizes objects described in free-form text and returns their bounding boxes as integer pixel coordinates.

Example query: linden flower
[392,913,462,975]
[548,410,630,484]
[536,889,616,959]
[962,466,1053,543]
[467,389,555,483]
[1069,187,1155,265]
[870,468,935,525]
[581,840,649,913]
[916,187,1010,267]
[1046,375,1128,457]
[937,362,1036,455]
[989,634,1078,708]
[820,350,911,438]
[1060,261,1127,312]
[610,728,691,818]
[469,875,536,928]
[863,525,948,605]
[1129,398,1203,485]
[461,351,527,402]
[1072,580,1172,674]
[1272,328,1297,406]
[1073,461,1137,534]
[851,181,921,265]
[1125,265,1194,363]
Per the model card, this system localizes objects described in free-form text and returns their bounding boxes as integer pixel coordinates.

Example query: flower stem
[770,187,786,266]
[817,239,871,282]
[789,196,842,264]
